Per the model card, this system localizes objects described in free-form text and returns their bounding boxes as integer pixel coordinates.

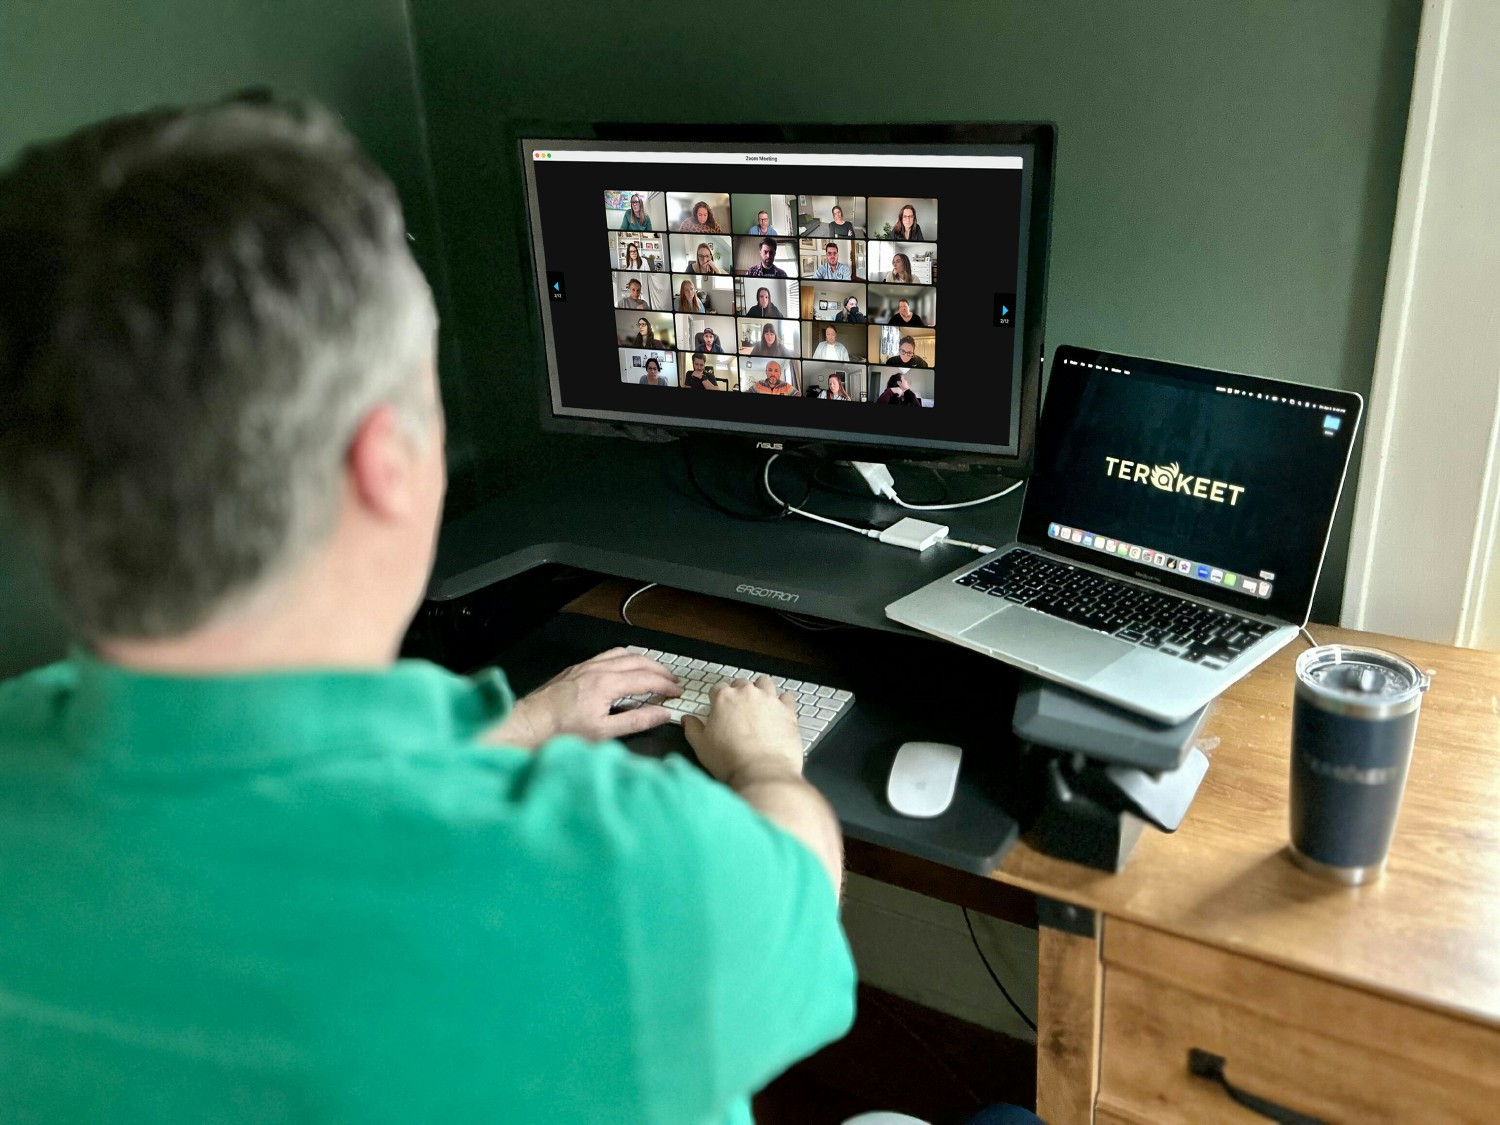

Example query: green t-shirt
[0,656,855,1123]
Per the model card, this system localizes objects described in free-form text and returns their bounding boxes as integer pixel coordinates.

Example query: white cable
[762,455,880,540]
[942,538,998,555]
[887,476,1025,511]
[1301,625,1319,648]
[620,582,658,626]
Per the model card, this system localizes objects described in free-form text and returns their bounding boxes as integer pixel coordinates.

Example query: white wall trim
[1342,0,1500,646]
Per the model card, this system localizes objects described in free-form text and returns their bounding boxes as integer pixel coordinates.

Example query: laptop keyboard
[615,646,854,757]
[956,550,1277,669]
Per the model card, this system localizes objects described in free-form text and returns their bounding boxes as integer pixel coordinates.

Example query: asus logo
[736,584,799,603]
[755,441,784,450]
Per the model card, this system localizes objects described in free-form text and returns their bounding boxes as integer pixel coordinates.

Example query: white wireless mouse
[886,741,963,818]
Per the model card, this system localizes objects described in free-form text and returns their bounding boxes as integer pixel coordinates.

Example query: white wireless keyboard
[616,645,855,756]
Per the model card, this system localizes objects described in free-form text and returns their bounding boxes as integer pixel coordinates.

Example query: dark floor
[752,985,1037,1125]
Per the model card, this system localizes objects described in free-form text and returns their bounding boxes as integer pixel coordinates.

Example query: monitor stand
[1011,677,1211,872]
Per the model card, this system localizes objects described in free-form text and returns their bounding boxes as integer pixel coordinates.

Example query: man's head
[759,237,776,265]
[898,298,910,317]
[701,328,716,347]
[765,361,782,384]
[627,279,642,298]
[692,353,706,373]
[898,336,916,362]
[756,210,768,229]
[824,243,839,266]
[0,97,440,644]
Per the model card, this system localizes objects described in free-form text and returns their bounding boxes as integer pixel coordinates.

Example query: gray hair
[0,96,437,639]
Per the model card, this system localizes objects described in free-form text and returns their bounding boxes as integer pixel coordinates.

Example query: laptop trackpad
[961,610,1128,679]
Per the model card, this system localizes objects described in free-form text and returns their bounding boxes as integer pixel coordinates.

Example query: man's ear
[347,404,418,520]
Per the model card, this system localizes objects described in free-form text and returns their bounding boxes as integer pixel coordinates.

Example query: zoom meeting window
[522,142,1032,454]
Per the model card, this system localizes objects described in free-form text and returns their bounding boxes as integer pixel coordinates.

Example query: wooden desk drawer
[1096,920,1500,1124]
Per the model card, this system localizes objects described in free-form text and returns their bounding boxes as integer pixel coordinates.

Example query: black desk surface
[430,437,1025,634]
[493,611,1023,875]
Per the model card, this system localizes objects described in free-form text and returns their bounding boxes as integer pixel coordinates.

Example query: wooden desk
[567,581,1500,1124]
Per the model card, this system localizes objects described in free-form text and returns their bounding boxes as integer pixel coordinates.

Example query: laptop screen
[1017,346,1362,623]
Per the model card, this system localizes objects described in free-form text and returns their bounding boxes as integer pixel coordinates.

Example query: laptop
[886,345,1363,724]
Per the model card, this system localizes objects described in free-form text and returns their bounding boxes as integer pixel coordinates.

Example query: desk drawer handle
[1188,1048,1329,1125]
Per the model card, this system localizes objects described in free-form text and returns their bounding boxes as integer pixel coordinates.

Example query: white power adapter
[878,516,950,552]
[850,460,898,499]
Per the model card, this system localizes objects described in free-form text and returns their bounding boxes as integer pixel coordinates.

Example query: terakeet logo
[1105,457,1246,506]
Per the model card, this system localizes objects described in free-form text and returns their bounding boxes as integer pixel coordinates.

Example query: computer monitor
[519,124,1054,467]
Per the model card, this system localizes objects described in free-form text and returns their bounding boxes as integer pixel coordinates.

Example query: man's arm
[682,676,843,895]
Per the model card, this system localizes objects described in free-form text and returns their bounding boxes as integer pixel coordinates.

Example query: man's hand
[484,648,681,749]
[681,676,804,785]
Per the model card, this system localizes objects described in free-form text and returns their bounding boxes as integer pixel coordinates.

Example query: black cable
[680,441,813,521]
[963,907,1037,1033]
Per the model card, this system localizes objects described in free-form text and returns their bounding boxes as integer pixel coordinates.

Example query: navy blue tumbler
[1289,645,1430,884]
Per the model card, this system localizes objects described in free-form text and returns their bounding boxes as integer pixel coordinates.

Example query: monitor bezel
[515,121,1054,470]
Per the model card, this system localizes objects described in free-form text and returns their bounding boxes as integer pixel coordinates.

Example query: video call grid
[607,189,938,404]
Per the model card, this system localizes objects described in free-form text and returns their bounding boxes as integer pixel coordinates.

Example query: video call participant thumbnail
[608,231,666,272]
[867,240,934,284]
[669,234,731,275]
[743,357,800,396]
[871,367,934,406]
[804,322,866,362]
[732,194,795,237]
[734,277,795,317]
[615,310,675,350]
[606,189,667,232]
[739,319,799,358]
[736,236,790,278]
[800,196,866,238]
[669,191,731,233]
[677,313,736,355]
[876,330,934,369]
[805,240,856,281]
[679,351,734,391]
[867,283,935,327]
[801,280,865,322]
[869,197,937,241]
[672,276,725,314]
[801,360,865,402]
[619,349,679,386]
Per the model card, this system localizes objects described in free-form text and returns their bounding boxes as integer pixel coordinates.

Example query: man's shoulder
[0,661,81,744]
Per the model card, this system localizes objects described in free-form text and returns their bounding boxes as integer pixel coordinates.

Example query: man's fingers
[680,713,706,750]
[595,670,682,702]
[753,674,778,695]
[779,690,799,710]
[599,705,675,739]
[582,653,681,681]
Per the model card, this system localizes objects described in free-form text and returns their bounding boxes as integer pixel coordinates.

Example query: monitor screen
[519,128,1052,462]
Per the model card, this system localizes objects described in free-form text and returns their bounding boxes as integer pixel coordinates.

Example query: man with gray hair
[0,97,851,1121]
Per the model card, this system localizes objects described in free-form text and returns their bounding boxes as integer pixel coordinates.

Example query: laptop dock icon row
[1047,523,1273,599]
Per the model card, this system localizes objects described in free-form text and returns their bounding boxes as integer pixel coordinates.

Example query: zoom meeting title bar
[531,148,1023,170]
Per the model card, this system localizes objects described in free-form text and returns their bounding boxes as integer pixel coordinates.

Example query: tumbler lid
[1295,645,1429,717]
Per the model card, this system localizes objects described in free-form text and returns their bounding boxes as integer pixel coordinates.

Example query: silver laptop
[886,345,1363,724]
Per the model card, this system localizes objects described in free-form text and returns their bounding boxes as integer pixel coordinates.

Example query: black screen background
[527,148,1024,452]
[1018,348,1361,621]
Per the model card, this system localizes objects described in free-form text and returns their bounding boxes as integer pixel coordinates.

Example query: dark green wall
[0,0,456,674]
[406,0,1420,622]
